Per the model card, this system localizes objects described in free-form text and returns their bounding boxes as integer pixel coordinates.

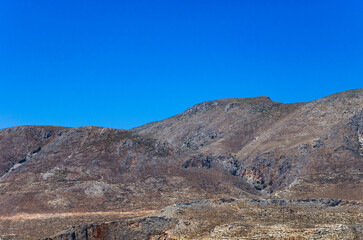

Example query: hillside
[0,89,362,239]
[133,89,363,199]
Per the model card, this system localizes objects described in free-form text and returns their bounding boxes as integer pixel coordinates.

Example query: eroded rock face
[41,216,178,240]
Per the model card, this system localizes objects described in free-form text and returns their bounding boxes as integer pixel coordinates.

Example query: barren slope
[42,197,363,240]
[133,89,363,200]
[0,126,255,216]
[0,89,362,239]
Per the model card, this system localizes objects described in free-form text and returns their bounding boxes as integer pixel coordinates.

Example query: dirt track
[0,210,155,220]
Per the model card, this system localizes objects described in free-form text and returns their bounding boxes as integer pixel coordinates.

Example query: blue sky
[0,0,362,129]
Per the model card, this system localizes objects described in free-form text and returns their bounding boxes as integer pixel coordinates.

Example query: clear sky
[0,1,362,129]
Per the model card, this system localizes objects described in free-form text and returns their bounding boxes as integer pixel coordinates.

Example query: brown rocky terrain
[41,197,363,240]
[133,89,363,200]
[0,126,256,216]
[0,88,362,239]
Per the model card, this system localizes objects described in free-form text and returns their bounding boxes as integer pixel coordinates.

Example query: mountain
[0,126,254,216]
[133,89,363,199]
[0,89,362,239]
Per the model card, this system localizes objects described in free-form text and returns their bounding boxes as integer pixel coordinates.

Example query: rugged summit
[0,89,362,239]
[133,89,363,199]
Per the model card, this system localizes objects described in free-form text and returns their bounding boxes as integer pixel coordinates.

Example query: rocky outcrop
[41,216,178,240]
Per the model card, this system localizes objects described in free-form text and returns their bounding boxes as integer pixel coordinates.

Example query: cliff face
[0,89,362,239]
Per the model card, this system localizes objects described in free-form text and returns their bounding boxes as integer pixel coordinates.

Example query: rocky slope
[42,197,362,240]
[0,126,254,216]
[0,88,362,239]
[133,89,363,200]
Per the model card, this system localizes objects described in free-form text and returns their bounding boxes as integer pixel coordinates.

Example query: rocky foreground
[41,198,362,240]
[0,89,362,239]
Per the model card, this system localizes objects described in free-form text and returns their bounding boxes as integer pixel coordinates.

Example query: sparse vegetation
[33,146,41,153]
[0,89,362,239]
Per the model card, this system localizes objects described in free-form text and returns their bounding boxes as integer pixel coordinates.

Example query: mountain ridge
[0,88,362,239]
